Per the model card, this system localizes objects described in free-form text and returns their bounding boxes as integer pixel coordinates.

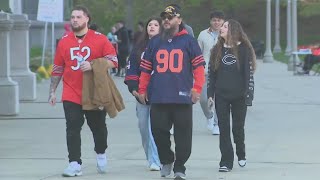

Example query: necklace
[74,33,87,46]
[224,48,229,54]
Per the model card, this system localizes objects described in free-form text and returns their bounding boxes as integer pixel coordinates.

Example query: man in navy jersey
[138,4,205,180]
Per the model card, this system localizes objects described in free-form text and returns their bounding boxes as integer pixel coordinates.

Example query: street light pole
[263,0,274,63]
[273,0,282,53]
[291,0,299,74]
[285,0,292,56]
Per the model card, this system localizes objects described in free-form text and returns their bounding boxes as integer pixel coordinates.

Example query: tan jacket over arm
[82,58,125,118]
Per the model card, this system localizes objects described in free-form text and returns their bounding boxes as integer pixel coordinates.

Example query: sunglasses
[161,14,174,20]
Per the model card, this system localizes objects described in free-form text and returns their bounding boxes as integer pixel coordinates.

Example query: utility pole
[263,0,274,63]
[273,0,282,53]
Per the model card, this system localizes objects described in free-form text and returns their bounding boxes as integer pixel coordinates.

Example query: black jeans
[215,95,247,169]
[63,101,108,164]
[150,103,193,174]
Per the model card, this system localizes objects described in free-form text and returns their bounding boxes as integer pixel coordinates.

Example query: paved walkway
[0,60,319,180]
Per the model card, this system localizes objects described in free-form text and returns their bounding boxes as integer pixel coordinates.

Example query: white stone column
[10,14,36,101]
[0,12,19,115]
[9,0,22,14]
[273,0,282,53]
[263,0,274,63]
[291,0,299,73]
[285,0,292,56]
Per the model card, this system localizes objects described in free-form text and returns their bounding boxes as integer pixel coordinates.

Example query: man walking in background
[115,20,130,77]
[197,11,225,135]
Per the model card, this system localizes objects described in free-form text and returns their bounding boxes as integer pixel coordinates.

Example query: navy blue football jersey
[140,29,205,104]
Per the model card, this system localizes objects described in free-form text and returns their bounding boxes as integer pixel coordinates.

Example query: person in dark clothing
[207,19,256,172]
[89,23,98,31]
[115,20,130,77]
[132,21,144,46]
[298,53,320,75]
[138,4,205,180]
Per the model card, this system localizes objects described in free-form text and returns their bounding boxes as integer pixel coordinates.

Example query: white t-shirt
[197,28,219,73]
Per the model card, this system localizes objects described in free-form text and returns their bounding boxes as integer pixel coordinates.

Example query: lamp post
[291,0,299,74]
[273,0,282,53]
[263,0,274,63]
[285,0,292,56]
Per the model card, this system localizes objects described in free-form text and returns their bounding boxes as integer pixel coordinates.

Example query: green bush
[30,47,52,81]
[30,47,42,58]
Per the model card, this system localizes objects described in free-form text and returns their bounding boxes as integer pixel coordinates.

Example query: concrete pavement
[0,60,320,180]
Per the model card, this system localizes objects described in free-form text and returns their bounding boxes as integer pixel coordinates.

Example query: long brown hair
[210,19,256,72]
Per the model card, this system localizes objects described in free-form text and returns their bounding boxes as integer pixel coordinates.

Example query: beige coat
[82,58,125,118]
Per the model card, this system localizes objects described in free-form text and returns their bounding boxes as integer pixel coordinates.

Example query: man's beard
[71,23,87,32]
[161,26,177,41]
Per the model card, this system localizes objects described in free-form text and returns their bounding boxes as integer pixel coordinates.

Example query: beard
[161,26,177,41]
[71,22,87,32]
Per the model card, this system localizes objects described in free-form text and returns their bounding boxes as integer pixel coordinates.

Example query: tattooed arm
[48,76,62,106]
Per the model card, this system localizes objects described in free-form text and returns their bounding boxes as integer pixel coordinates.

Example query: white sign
[37,0,63,22]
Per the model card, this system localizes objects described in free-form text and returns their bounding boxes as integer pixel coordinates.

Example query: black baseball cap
[160,4,181,18]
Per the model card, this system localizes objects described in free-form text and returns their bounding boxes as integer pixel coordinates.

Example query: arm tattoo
[49,76,62,94]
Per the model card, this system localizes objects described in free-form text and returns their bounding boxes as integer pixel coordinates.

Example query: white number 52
[70,46,91,70]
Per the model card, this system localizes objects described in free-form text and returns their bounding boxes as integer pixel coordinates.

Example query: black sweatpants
[63,101,108,164]
[118,51,128,69]
[215,95,247,169]
[150,103,193,174]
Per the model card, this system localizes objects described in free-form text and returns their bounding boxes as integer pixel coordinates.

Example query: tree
[73,0,126,34]
[299,0,320,17]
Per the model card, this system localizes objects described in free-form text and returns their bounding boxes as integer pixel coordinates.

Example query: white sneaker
[62,161,82,177]
[149,163,161,171]
[212,124,220,135]
[170,127,174,135]
[96,153,107,174]
[238,160,247,167]
[207,117,214,131]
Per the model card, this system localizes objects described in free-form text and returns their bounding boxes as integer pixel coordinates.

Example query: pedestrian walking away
[207,19,256,172]
[115,20,130,77]
[48,5,123,177]
[138,4,205,180]
[124,17,162,171]
[198,10,225,135]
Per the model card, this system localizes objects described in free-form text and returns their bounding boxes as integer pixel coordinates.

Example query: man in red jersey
[48,6,118,177]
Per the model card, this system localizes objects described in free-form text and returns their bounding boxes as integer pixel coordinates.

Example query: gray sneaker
[174,172,186,179]
[160,163,173,177]
[62,161,82,177]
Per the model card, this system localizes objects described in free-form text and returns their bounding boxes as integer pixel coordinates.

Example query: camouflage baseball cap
[160,4,181,18]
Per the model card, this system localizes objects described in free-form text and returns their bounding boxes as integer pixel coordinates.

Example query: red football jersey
[52,29,118,105]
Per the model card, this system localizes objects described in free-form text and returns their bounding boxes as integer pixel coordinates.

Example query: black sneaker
[219,166,231,172]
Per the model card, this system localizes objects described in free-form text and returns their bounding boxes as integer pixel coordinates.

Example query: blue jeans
[136,101,161,167]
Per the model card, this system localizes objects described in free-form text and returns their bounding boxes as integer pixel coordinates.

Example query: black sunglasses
[161,14,174,20]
